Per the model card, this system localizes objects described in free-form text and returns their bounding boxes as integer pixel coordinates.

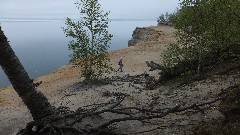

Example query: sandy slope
[0,25,238,134]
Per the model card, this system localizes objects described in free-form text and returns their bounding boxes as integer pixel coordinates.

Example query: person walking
[117,57,124,72]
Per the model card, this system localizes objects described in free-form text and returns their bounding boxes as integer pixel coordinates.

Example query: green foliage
[161,0,240,78]
[157,9,179,25]
[176,0,240,49]
[62,0,113,81]
[157,14,165,24]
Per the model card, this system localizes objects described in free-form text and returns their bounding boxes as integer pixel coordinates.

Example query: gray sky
[0,0,180,20]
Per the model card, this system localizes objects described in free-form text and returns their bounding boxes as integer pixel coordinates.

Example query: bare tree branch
[146,61,163,71]
[17,90,223,135]
[85,97,222,131]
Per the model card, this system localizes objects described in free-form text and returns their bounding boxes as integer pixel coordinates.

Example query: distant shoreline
[0,18,157,22]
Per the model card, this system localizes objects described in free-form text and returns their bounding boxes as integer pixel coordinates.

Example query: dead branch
[87,97,222,130]
[17,91,222,135]
[146,61,163,71]
[31,79,43,88]
[108,74,145,84]
[106,73,158,90]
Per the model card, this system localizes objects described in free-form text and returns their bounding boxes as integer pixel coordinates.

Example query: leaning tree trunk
[0,26,55,120]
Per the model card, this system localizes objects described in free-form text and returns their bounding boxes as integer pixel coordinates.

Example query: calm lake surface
[0,20,157,88]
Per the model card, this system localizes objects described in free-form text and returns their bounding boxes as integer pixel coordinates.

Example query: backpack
[118,60,122,65]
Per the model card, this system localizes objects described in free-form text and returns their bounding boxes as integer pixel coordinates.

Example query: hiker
[117,57,124,72]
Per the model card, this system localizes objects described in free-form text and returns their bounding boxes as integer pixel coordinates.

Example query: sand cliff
[1,25,238,134]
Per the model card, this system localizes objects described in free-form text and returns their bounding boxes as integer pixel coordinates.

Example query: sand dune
[1,25,235,134]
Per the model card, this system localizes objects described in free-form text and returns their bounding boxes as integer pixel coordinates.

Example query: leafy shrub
[160,0,240,80]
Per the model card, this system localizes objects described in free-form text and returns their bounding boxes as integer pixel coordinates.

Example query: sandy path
[0,25,236,134]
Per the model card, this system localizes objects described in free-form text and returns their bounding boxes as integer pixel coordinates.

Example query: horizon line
[0,17,157,22]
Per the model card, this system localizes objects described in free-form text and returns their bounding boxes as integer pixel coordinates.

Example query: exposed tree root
[17,90,223,135]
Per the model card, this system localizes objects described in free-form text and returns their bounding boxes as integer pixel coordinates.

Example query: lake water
[0,19,157,88]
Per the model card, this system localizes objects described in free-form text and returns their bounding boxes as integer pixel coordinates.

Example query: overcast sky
[0,0,180,20]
